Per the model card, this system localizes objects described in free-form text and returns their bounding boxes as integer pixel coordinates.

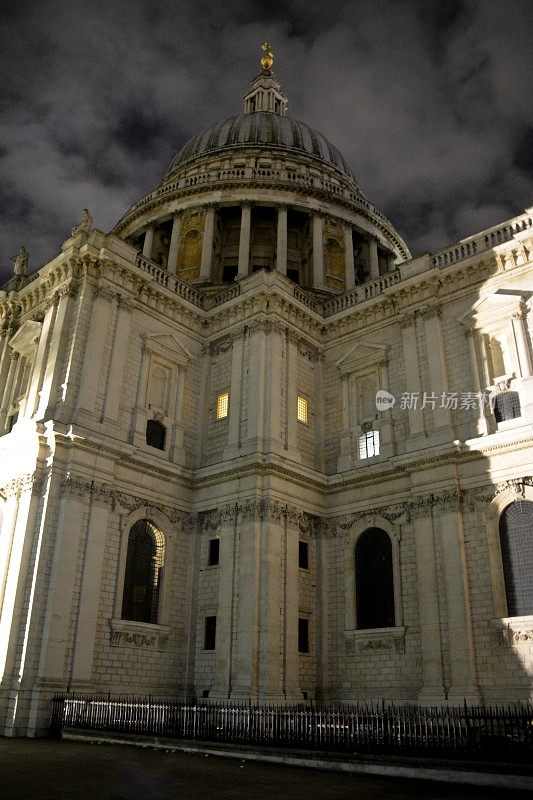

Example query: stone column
[0,351,19,430]
[421,305,453,432]
[70,499,111,686]
[400,313,425,436]
[23,303,54,417]
[237,203,252,280]
[102,295,134,423]
[199,205,215,282]
[142,225,155,259]
[230,513,261,700]
[258,512,285,700]
[0,324,15,422]
[35,489,87,683]
[412,508,446,703]
[263,324,283,454]
[246,323,266,451]
[312,214,325,289]
[285,331,301,462]
[465,329,489,436]
[343,225,355,290]
[438,499,480,703]
[223,332,245,459]
[38,284,77,421]
[168,213,182,275]
[276,205,288,276]
[77,285,114,419]
[512,304,533,377]
[337,374,352,471]
[283,515,302,700]
[368,237,379,280]
[213,514,237,699]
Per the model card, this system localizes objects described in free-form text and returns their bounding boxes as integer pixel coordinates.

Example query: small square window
[216,392,229,419]
[297,396,308,423]
[204,616,216,650]
[299,541,309,570]
[208,538,220,566]
[359,430,380,459]
[298,618,309,653]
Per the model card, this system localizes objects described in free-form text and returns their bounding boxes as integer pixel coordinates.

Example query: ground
[0,739,529,799]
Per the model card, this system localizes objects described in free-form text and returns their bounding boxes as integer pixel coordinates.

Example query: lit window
[359,430,380,459]
[297,396,308,423]
[216,392,229,419]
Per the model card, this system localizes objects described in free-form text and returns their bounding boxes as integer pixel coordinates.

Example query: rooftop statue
[11,245,29,275]
[71,208,93,237]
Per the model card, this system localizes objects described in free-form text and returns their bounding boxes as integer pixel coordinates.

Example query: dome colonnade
[113,61,409,294]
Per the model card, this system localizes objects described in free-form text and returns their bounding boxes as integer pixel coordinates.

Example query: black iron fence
[50,695,533,761]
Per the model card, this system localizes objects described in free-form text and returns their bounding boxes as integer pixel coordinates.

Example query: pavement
[1,736,532,799]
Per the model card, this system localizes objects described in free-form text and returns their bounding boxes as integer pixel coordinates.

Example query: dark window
[499,501,533,616]
[355,528,395,629]
[121,520,164,624]
[222,264,238,282]
[204,616,217,650]
[298,618,309,653]
[208,538,220,566]
[146,419,166,450]
[7,413,18,433]
[494,391,521,422]
[287,268,300,285]
[299,540,309,569]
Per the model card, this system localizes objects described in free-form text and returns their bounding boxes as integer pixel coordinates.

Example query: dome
[165,112,358,183]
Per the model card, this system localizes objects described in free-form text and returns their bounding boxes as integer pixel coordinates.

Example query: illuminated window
[297,396,308,423]
[358,430,380,459]
[216,392,229,419]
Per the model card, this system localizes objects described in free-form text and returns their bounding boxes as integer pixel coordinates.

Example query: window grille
[297,396,308,423]
[499,501,533,616]
[493,391,521,423]
[216,392,229,419]
[122,520,164,624]
[358,430,380,459]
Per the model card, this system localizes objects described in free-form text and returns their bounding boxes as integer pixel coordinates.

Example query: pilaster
[199,205,215,282]
[276,204,288,276]
[237,203,252,280]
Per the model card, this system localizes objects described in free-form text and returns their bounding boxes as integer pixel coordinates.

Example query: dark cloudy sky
[1,0,532,283]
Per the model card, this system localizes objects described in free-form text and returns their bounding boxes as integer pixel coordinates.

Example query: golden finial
[260,42,274,70]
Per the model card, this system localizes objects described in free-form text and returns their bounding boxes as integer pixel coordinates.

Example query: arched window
[499,501,533,616]
[121,520,165,624]
[146,419,166,450]
[355,527,395,629]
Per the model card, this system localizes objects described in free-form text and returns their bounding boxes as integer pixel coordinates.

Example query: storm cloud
[1,0,532,282]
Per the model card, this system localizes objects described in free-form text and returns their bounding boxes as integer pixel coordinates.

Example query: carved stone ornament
[344,626,406,655]
[70,208,93,237]
[0,472,42,497]
[494,476,533,499]
[109,618,170,651]
[491,617,533,648]
[200,499,309,529]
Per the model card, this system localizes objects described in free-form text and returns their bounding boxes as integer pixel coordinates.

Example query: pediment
[8,320,42,354]
[336,341,388,374]
[458,290,530,329]
[143,333,192,364]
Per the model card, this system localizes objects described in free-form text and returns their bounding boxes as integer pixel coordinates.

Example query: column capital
[240,200,253,209]
[399,311,417,329]
[202,202,218,212]
[420,303,441,321]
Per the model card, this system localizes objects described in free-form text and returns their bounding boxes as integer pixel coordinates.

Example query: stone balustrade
[432,213,533,269]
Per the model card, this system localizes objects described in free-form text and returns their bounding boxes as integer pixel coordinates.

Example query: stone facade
[0,59,532,736]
